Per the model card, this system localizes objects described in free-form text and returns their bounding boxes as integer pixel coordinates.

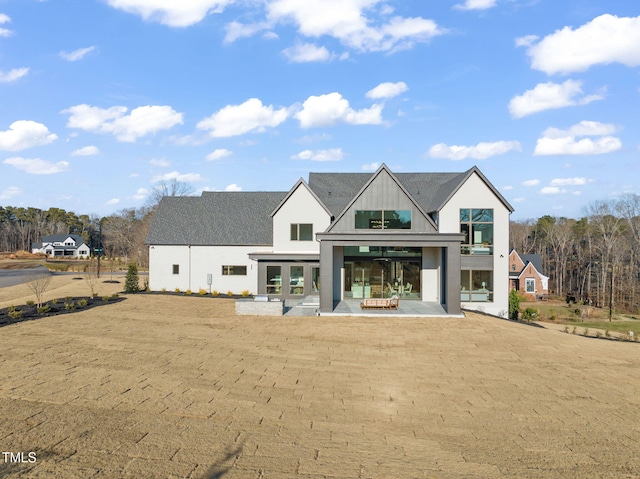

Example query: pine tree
[124,262,140,293]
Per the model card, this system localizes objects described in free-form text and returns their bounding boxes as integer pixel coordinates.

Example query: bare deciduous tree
[26,269,52,308]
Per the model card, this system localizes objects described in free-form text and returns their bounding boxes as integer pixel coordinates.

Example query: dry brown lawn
[1,277,639,478]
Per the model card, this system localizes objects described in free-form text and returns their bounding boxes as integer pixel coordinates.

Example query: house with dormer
[509,250,549,300]
[146,165,513,316]
[32,234,91,259]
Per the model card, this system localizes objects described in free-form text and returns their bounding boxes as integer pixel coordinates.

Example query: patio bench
[360,297,399,310]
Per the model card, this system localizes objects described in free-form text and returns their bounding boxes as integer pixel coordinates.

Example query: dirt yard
[1,277,639,478]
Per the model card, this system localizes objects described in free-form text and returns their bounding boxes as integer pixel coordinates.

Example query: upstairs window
[460,209,493,255]
[291,223,313,241]
[172,264,179,275]
[355,210,411,229]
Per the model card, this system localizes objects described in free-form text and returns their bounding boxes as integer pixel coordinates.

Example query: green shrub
[241,290,250,297]
[102,295,110,301]
[52,298,59,304]
[175,288,181,293]
[212,290,220,297]
[77,299,88,307]
[37,304,51,314]
[227,291,234,297]
[110,293,119,300]
[185,289,192,295]
[8,309,22,319]
[508,289,520,321]
[124,263,140,293]
[199,288,207,296]
[65,301,75,311]
[563,326,569,333]
[522,307,539,322]
[161,288,166,294]
[583,328,589,337]
[26,299,35,306]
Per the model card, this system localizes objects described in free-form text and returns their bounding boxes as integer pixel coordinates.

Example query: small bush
[583,328,589,337]
[605,329,611,338]
[508,289,520,321]
[26,299,35,306]
[572,326,577,335]
[124,263,140,293]
[37,304,51,314]
[161,288,167,293]
[185,289,192,295]
[522,307,539,322]
[78,299,88,307]
[227,291,234,297]
[595,331,601,338]
[563,326,569,333]
[52,298,59,304]
[110,293,119,300]
[241,290,250,297]
[102,295,111,301]
[65,301,75,311]
[175,288,181,293]
[212,290,220,297]
[8,309,22,319]
[199,288,207,296]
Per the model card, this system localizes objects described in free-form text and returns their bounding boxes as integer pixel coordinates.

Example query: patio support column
[319,240,334,312]
[445,245,461,315]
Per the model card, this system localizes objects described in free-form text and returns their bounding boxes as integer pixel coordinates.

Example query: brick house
[509,250,549,300]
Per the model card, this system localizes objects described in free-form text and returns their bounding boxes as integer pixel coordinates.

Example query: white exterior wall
[272,184,330,253]
[439,172,510,316]
[149,245,258,294]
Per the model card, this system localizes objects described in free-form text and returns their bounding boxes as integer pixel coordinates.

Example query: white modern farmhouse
[32,234,91,259]
[146,164,513,316]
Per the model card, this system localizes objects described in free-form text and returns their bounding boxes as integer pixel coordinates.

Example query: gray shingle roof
[41,234,85,244]
[307,170,469,216]
[520,254,544,274]
[145,191,286,246]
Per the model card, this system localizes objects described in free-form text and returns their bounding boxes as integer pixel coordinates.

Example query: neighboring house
[32,234,91,259]
[146,164,513,316]
[509,250,549,300]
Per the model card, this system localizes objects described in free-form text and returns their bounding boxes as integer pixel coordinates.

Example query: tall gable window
[355,210,411,230]
[291,223,313,241]
[460,209,493,255]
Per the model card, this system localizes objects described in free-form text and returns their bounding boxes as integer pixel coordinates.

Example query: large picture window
[461,270,493,302]
[355,210,411,229]
[291,223,313,241]
[266,266,282,294]
[525,278,535,293]
[460,209,493,255]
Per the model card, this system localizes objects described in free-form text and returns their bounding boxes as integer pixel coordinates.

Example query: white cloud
[534,121,622,156]
[106,198,121,205]
[361,162,380,171]
[549,177,589,186]
[427,140,521,160]
[295,92,383,128]
[60,46,96,62]
[0,13,12,37]
[454,0,497,11]
[224,20,270,43]
[290,148,344,161]
[70,145,99,157]
[206,148,233,161]
[149,158,170,167]
[0,186,21,200]
[105,0,234,27]
[540,186,562,195]
[3,157,69,175]
[283,43,333,63]
[197,98,288,137]
[508,80,604,118]
[151,171,204,183]
[0,68,29,83]
[525,14,640,75]
[365,81,408,99]
[515,35,538,47]
[227,0,446,53]
[0,120,58,151]
[63,104,183,142]
[225,183,242,191]
[522,179,540,187]
[132,188,149,200]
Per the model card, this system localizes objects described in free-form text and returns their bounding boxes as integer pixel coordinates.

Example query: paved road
[0,267,51,288]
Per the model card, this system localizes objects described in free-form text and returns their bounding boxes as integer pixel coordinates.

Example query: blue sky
[0,0,638,220]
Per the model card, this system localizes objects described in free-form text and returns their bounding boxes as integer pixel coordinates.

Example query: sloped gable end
[328,165,437,233]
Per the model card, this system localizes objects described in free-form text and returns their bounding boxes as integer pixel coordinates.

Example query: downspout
[188,245,192,291]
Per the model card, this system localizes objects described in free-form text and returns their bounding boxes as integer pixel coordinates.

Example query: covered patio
[284,296,463,317]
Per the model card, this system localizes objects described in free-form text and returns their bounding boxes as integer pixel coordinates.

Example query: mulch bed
[0,295,125,328]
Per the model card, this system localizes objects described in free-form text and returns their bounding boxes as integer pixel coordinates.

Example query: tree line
[510,194,640,314]
[0,180,193,269]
